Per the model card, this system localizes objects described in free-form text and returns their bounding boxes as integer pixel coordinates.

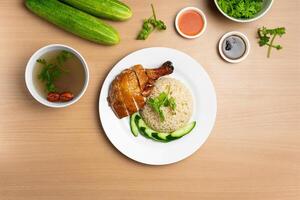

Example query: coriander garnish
[137,4,167,40]
[37,50,73,92]
[258,27,286,58]
[147,85,176,122]
[217,0,263,19]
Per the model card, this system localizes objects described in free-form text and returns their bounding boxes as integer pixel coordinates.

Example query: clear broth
[33,50,85,99]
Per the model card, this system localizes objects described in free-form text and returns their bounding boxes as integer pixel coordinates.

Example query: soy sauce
[222,35,246,60]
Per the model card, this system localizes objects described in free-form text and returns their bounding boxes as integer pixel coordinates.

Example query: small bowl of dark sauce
[218,31,250,63]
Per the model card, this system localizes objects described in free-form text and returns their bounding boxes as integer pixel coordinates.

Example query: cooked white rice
[140,77,193,133]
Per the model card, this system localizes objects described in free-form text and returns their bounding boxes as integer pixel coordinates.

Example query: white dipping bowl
[25,44,89,108]
[218,31,250,63]
[175,7,207,39]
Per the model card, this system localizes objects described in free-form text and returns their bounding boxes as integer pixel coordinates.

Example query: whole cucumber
[60,0,132,21]
[26,0,120,45]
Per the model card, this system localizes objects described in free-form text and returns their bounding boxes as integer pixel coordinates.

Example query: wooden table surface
[1,1,299,199]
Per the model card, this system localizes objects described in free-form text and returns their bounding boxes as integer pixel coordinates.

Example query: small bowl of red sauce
[175,7,207,39]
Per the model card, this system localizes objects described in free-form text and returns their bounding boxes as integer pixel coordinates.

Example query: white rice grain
[140,77,193,133]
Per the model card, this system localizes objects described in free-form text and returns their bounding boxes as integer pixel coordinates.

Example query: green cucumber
[130,113,139,137]
[135,114,163,142]
[170,121,196,138]
[131,113,196,143]
[26,0,120,45]
[136,116,155,140]
[152,132,169,141]
[60,0,132,21]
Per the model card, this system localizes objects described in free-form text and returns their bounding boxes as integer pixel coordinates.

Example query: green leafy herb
[37,50,73,92]
[258,27,286,58]
[147,85,176,122]
[137,4,166,40]
[168,97,177,111]
[217,0,263,19]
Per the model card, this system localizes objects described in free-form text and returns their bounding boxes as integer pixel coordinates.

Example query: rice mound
[140,77,193,133]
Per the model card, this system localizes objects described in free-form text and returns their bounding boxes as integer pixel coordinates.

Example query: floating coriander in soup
[33,50,85,102]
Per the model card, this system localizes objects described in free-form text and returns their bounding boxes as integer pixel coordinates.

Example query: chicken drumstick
[108,61,174,118]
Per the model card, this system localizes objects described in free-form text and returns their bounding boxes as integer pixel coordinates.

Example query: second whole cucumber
[60,0,132,21]
[26,0,120,45]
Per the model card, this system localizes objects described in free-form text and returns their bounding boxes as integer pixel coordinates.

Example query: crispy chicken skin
[108,61,174,118]
[145,61,174,81]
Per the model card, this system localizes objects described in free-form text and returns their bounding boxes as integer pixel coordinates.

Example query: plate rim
[99,47,217,165]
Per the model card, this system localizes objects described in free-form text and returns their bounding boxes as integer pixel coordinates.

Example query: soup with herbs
[33,50,85,102]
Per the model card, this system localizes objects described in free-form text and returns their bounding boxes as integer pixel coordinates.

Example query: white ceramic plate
[99,47,217,165]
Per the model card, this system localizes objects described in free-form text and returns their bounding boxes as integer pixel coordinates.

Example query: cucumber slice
[130,113,139,137]
[131,113,196,143]
[137,117,160,141]
[134,114,151,139]
[135,115,161,141]
[151,132,169,143]
[152,132,169,141]
[171,121,196,138]
[139,127,151,139]
[136,116,151,139]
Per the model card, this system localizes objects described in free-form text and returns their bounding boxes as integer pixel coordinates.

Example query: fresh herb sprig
[137,4,167,40]
[37,50,73,92]
[258,27,286,58]
[147,85,176,122]
[217,0,263,19]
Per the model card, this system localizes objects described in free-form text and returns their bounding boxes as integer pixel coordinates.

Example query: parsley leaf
[169,97,177,111]
[146,85,176,122]
[258,27,286,58]
[137,4,166,40]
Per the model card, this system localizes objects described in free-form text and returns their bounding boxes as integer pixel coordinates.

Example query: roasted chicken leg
[108,61,174,118]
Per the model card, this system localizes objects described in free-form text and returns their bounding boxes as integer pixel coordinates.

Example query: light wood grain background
[0,0,299,200]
